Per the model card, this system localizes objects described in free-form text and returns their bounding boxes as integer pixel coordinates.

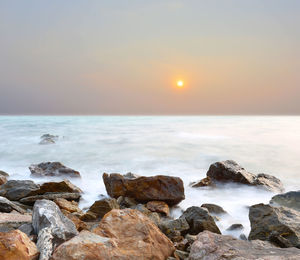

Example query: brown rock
[190,176,214,188]
[0,230,39,260]
[20,192,81,205]
[103,173,185,206]
[54,198,82,214]
[0,176,7,186]
[0,213,32,230]
[92,209,175,259]
[146,201,170,215]
[61,210,87,232]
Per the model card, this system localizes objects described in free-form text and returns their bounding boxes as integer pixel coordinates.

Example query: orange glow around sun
[177,80,184,88]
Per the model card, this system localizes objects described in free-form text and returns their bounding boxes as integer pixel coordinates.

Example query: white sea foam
[0,116,300,237]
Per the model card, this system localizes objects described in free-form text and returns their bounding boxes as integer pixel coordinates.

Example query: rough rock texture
[146,200,170,215]
[189,230,300,260]
[130,204,161,226]
[117,196,137,208]
[92,209,175,259]
[270,190,300,211]
[226,223,244,231]
[54,198,82,214]
[0,176,7,185]
[0,213,32,230]
[32,200,78,259]
[180,206,221,235]
[201,203,227,215]
[0,180,40,201]
[159,217,190,241]
[103,173,185,205]
[190,177,214,188]
[29,162,81,178]
[0,230,39,260]
[249,203,300,248]
[0,196,27,213]
[61,210,87,232]
[20,192,81,205]
[206,160,284,192]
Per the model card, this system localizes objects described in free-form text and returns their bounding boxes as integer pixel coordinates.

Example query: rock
[190,176,214,188]
[201,203,227,215]
[174,249,189,260]
[0,180,40,201]
[80,198,119,221]
[18,223,34,237]
[189,230,300,260]
[61,210,87,232]
[206,160,284,192]
[54,198,82,214]
[32,200,78,258]
[146,201,170,215]
[226,223,244,231]
[0,230,39,260]
[20,192,81,205]
[92,209,175,259]
[0,196,27,213]
[39,134,58,145]
[117,196,137,208]
[0,176,7,185]
[29,162,81,178]
[103,173,185,206]
[159,217,190,241]
[249,203,300,248]
[0,213,32,230]
[0,170,9,177]
[240,233,248,240]
[180,206,221,235]
[270,190,300,211]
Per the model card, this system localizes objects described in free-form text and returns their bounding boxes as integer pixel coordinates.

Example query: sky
[0,0,299,115]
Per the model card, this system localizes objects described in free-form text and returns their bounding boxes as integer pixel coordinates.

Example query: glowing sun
[177,80,184,88]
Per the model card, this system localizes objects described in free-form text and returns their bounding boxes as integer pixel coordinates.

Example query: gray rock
[18,223,34,237]
[39,134,58,145]
[249,203,300,248]
[226,223,244,231]
[270,190,300,211]
[159,217,190,240]
[0,212,32,230]
[29,162,81,178]
[201,203,227,215]
[20,192,81,205]
[37,227,54,260]
[175,249,189,260]
[0,196,27,213]
[180,206,221,235]
[189,230,300,260]
[0,180,40,200]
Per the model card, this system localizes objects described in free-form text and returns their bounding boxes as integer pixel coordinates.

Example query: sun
[177,80,184,88]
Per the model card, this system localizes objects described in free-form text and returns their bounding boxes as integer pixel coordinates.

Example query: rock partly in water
[180,206,221,235]
[190,176,215,188]
[32,200,78,259]
[0,180,40,201]
[249,203,300,248]
[226,223,244,231]
[39,134,58,145]
[270,190,300,211]
[29,162,81,178]
[201,203,227,215]
[92,209,175,259]
[20,192,81,205]
[206,160,284,192]
[0,196,27,213]
[0,230,39,260]
[103,173,185,206]
[146,200,170,216]
[189,230,300,260]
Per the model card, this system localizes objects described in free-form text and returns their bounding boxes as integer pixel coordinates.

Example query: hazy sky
[0,0,299,115]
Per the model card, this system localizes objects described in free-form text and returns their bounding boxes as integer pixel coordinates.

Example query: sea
[0,116,300,238]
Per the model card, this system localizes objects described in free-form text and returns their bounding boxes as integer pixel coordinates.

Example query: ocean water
[1,116,300,237]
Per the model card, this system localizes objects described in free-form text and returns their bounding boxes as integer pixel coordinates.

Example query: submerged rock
[249,203,300,248]
[270,190,300,211]
[39,134,58,145]
[201,203,227,215]
[226,223,244,231]
[103,173,185,206]
[189,230,300,260]
[190,176,214,188]
[29,162,81,178]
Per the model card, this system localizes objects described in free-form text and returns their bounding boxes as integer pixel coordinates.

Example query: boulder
[117,196,137,208]
[249,203,300,248]
[201,203,227,215]
[20,192,81,205]
[180,206,221,235]
[0,176,7,186]
[190,176,214,188]
[130,204,161,225]
[0,170,9,177]
[0,196,27,213]
[103,173,185,206]
[29,162,80,178]
[189,230,300,260]
[226,223,244,231]
[61,210,87,232]
[54,198,82,214]
[206,160,284,192]
[0,213,32,230]
[270,190,300,211]
[92,209,175,259]
[39,134,58,145]
[32,200,78,259]
[0,230,39,260]
[0,180,40,201]
[146,201,170,216]
[159,217,190,241]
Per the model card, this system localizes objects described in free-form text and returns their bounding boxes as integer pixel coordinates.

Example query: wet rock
[32,200,78,259]
[20,192,81,205]
[92,209,175,259]
[39,134,58,145]
[249,203,300,248]
[270,190,300,211]
[146,200,170,216]
[206,160,284,192]
[159,217,190,241]
[190,176,215,188]
[0,229,39,260]
[0,213,32,230]
[103,173,185,206]
[0,180,40,201]
[180,206,221,235]
[201,203,227,215]
[189,230,300,260]
[54,198,82,214]
[0,196,27,213]
[117,196,137,208]
[226,223,244,231]
[29,162,81,178]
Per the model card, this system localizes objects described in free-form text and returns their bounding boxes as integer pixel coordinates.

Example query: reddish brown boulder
[0,230,39,260]
[146,201,170,216]
[103,173,185,206]
[54,198,82,214]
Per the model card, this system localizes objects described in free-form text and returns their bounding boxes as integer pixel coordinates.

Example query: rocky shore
[0,160,299,259]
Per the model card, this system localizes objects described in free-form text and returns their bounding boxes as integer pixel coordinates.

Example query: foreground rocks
[0,213,32,231]
[0,196,27,213]
[270,190,300,211]
[249,203,300,248]
[0,180,39,201]
[189,230,300,260]
[103,173,185,205]
[29,162,81,178]
[0,229,39,260]
[20,192,81,205]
